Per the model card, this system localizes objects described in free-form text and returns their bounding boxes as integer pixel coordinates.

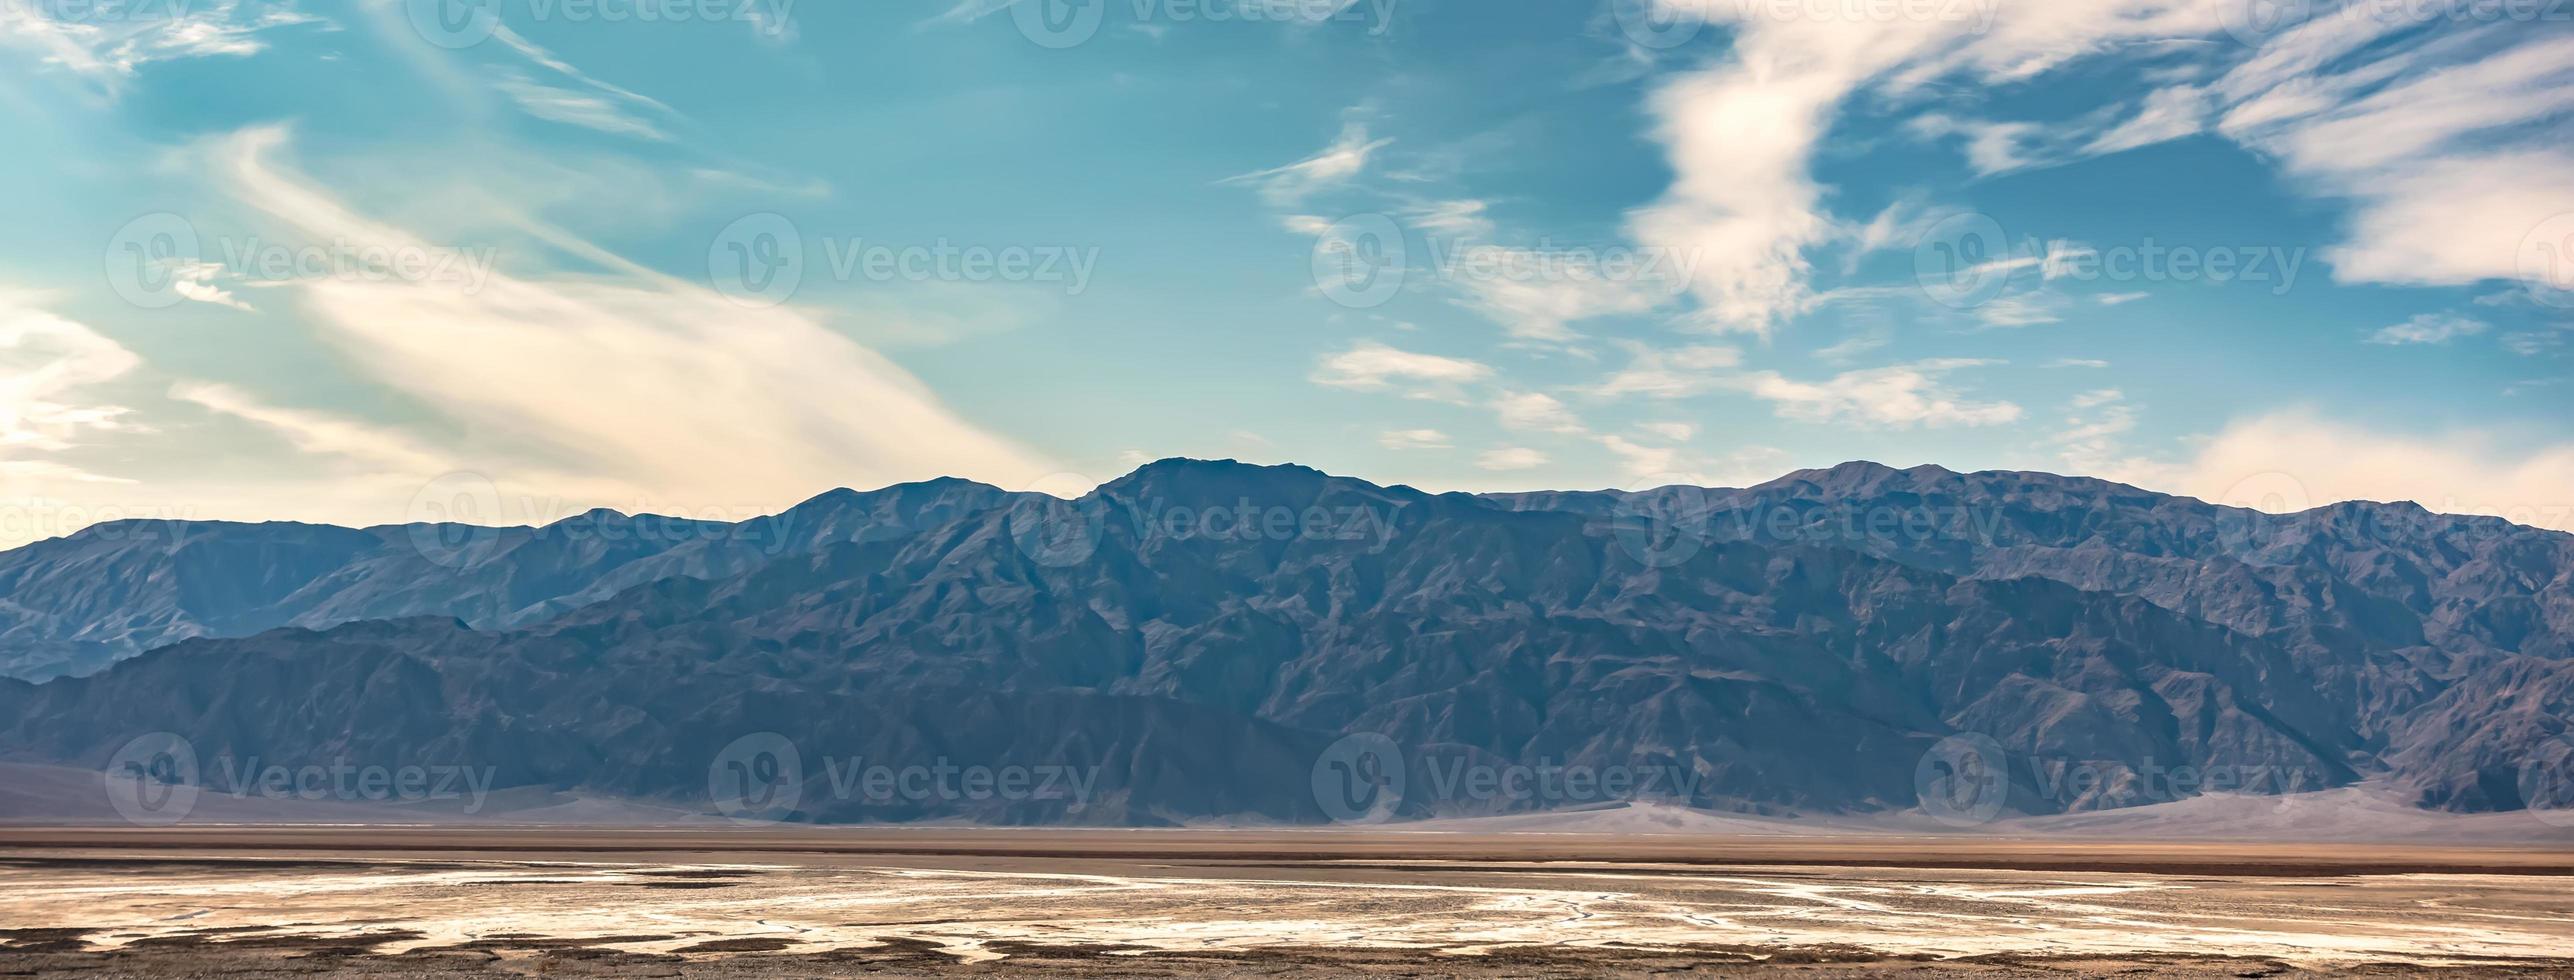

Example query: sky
[0,0,2569,547]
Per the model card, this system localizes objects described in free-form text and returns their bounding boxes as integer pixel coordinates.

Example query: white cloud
[1627,1,2571,327]
[1310,340,1493,399]
[2083,84,2210,155]
[0,293,140,456]
[0,0,318,85]
[2052,388,2140,475]
[2203,24,2574,290]
[1492,390,1586,434]
[1439,243,1685,342]
[1377,428,1451,450]
[1909,114,2052,176]
[1975,291,2067,328]
[170,381,460,479]
[1636,421,1697,442]
[1585,343,1744,399]
[1402,198,1493,238]
[1221,119,1388,207]
[2095,291,2149,306]
[1476,446,1546,471]
[2131,410,2574,534]
[1597,433,1681,477]
[1813,332,1890,363]
[2501,331,2565,357]
[208,126,1052,513]
[163,260,254,311]
[1626,0,2243,333]
[2367,313,2489,346]
[493,73,673,141]
[487,27,679,140]
[1729,358,2022,429]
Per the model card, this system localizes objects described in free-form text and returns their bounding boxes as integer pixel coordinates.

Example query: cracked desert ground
[4,828,2574,977]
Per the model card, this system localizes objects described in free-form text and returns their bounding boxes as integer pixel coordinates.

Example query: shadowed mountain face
[1,459,2568,824]
[0,479,1012,682]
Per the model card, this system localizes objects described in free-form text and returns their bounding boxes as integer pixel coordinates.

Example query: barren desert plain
[5,825,2574,978]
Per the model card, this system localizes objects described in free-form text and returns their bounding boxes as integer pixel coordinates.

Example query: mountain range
[2,458,2569,825]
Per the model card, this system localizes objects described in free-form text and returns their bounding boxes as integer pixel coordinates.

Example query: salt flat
[3,828,2572,976]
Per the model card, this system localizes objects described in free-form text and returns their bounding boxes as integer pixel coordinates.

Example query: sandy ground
[3,828,2573,976]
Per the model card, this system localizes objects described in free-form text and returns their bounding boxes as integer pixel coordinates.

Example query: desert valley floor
[4,827,2574,977]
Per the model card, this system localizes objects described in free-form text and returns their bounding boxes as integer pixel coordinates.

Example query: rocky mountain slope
[1,459,2567,824]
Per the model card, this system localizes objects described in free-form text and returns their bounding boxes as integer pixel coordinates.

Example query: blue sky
[0,0,2569,546]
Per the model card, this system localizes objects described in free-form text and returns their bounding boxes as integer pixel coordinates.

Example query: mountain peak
[544,507,631,529]
[1107,457,1327,486]
[1763,460,1955,492]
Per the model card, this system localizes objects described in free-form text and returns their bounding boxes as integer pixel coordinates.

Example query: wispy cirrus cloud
[1491,390,1586,434]
[1377,428,1451,450]
[203,125,1052,510]
[1728,358,2022,429]
[0,292,140,457]
[1475,446,1546,471]
[1221,118,1389,207]
[2367,312,2489,345]
[0,0,323,88]
[486,26,679,140]
[1309,340,1492,399]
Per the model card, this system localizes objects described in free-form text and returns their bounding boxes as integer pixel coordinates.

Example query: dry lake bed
[4,827,2574,977]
